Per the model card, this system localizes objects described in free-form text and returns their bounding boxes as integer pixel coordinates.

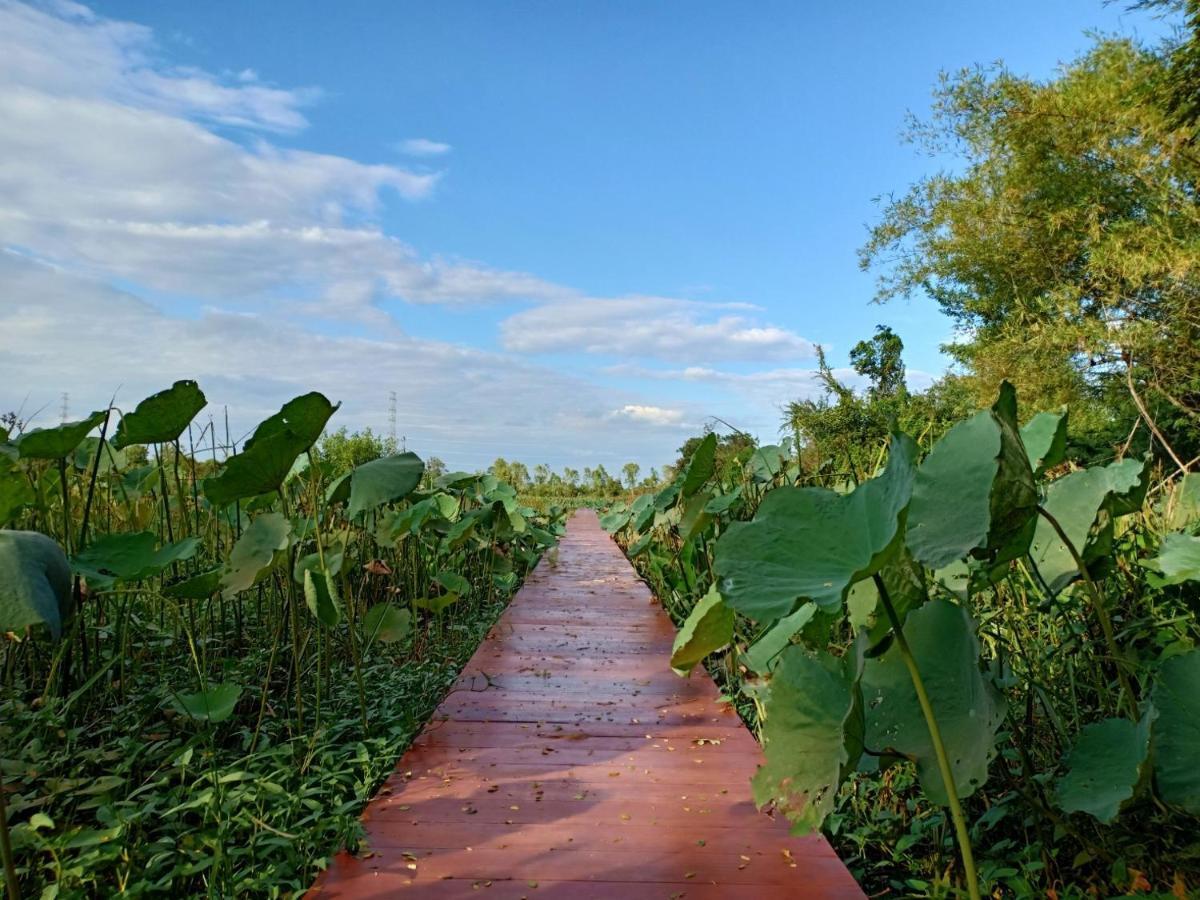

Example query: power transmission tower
[388,391,397,450]
[60,392,69,423]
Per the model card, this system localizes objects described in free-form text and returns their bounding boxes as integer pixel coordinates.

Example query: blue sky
[0,0,1170,471]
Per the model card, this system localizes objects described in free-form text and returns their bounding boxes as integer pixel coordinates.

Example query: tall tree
[621,462,641,489]
[860,35,1200,462]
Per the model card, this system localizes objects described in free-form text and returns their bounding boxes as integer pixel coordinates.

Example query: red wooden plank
[311,509,862,898]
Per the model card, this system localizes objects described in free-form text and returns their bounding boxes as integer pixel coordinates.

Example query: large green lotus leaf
[203,429,310,508]
[242,392,338,453]
[704,488,741,516]
[599,507,631,533]
[413,592,459,614]
[17,410,107,460]
[71,532,200,588]
[862,600,1005,805]
[627,533,652,558]
[0,530,73,638]
[112,381,206,448]
[0,462,34,526]
[219,512,291,598]
[303,567,341,627]
[363,603,411,642]
[907,383,1037,569]
[435,471,478,490]
[72,437,128,475]
[490,496,527,537]
[385,496,446,542]
[434,570,471,595]
[1143,532,1200,585]
[670,586,734,676]
[1166,473,1200,531]
[347,452,425,519]
[747,444,788,483]
[1030,457,1150,594]
[751,646,863,832]
[1020,410,1068,477]
[1055,711,1153,823]
[845,546,928,649]
[715,433,916,621]
[324,471,352,507]
[1151,649,1200,815]
[678,490,713,544]
[443,512,479,551]
[292,539,345,584]
[679,433,717,498]
[741,603,816,674]
[163,567,221,600]
[173,682,241,724]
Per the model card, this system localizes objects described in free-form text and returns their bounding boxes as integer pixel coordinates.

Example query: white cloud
[607,405,689,427]
[0,1,567,320]
[0,1,840,469]
[0,0,315,132]
[500,296,816,364]
[396,137,452,157]
[0,253,687,470]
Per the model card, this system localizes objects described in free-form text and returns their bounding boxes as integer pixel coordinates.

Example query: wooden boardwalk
[312,509,862,899]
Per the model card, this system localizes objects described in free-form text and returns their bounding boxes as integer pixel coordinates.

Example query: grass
[3,584,514,897]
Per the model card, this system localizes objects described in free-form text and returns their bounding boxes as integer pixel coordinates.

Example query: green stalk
[1035,506,1139,721]
[0,767,18,900]
[874,574,980,900]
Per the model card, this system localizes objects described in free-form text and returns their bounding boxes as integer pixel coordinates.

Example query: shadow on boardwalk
[310,509,863,899]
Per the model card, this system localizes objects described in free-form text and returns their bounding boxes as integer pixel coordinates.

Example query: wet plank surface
[311,509,863,899]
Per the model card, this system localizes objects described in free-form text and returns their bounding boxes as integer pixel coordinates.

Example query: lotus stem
[874,574,981,900]
[1034,506,1138,721]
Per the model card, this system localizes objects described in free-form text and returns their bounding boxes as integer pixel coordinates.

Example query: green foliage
[715,433,915,619]
[303,567,341,627]
[608,376,1200,897]
[316,426,391,476]
[862,601,1006,805]
[16,410,107,461]
[1055,712,1154,823]
[861,36,1200,460]
[203,429,310,508]
[171,682,242,724]
[906,383,1036,569]
[0,530,72,638]
[668,586,733,675]
[111,381,206,449]
[1144,532,1200,585]
[243,392,339,453]
[71,532,201,589]
[1030,457,1150,593]
[362,603,411,643]
[346,452,424,519]
[219,512,291,598]
[0,380,561,899]
[1151,650,1200,815]
[1020,410,1069,477]
[753,646,863,833]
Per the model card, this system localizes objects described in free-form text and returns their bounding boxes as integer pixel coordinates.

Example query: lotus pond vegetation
[0,381,563,897]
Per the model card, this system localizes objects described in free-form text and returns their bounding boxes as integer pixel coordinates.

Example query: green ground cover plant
[0,381,562,897]
[604,388,1200,898]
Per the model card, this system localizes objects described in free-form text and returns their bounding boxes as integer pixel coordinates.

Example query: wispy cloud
[0,0,562,322]
[395,137,452,157]
[606,405,689,427]
[0,253,688,469]
[501,297,816,364]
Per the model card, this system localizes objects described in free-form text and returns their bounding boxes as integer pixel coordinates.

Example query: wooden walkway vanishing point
[312,509,863,899]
